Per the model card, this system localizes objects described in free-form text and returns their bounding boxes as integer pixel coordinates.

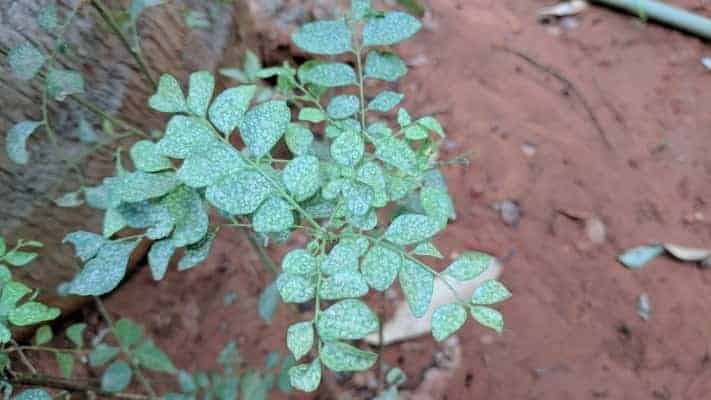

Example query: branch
[7,372,150,400]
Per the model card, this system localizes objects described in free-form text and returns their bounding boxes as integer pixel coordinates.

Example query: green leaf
[276,273,315,303]
[186,71,214,117]
[470,305,503,333]
[34,325,53,345]
[208,85,256,136]
[287,321,313,361]
[384,214,440,245]
[130,140,172,172]
[4,250,38,267]
[9,302,60,326]
[98,208,122,236]
[365,51,407,82]
[397,108,412,126]
[207,170,272,215]
[278,355,296,392]
[367,91,404,112]
[66,323,86,347]
[283,156,321,201]
[403,124,428,140]
[0,238,5,256]
[239,100,291,157]
[134,339,177,373]
[471,280,511,305]
[55,352,74,378]
[177,142,246,188]
[298,107,326,123]
[352,0,371,20]
[68,240,139,296]
[0,323,9,344]
[320,342,377,372]
[38,2,59,31]
[331,130,364,167]
[386,367,406,386]
[431,303,467,341]
[89,344,120,367]
[282,249,318,275]
[316,299,378,341]
[416,116,444,137]
[298,61,357,87]
[327,95,359,119]
[321,241,360,275]
[363,11,422,46]
[342,180,373,216]
[12,389,52,400]
[289,359,321,392]
[413,242,443,258]
[374,136,417,173]
[361,245,401,291]
[258,280,280,323]
[158,115,220,159]
[114,318,143,348]
[421,186,455,226]
[149,74,188,113]
[6,120,43,165]
[398,259,434,318]
[161,186,208,247]
[320,271,369,300]
[253,197,294,233]
[46,68,84,100]
[285,123,314,155]
[220,68,248,82]
[148,239,175,281]
[101,361,132,392]
[243,49,262,81]
[110,171,179,203]
[8,43,45,81]
[617,245,664,269]
[291,19,352,55]
[443,251,494,281]
[177,232,215,270]
[0,281,31,314]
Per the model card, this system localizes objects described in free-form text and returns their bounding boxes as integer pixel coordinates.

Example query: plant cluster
[2,0,511,397]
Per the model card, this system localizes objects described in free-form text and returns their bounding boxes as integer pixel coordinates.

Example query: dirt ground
[93,1,711,399]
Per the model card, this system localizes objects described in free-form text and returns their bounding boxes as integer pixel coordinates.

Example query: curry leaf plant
[63,1,511,393]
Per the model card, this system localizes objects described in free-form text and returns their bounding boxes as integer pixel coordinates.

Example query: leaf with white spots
[470,305,503,333]
[398,259,433,318]
[384,214,440,245]
[298,61,357,87]
[206,170,272,215]
[291,19,352,55]
[331,130,364,167]
[287,321,313,361]
[177,232,215,270]
[282,249,318,275]
[367,90,404,112]
[365,51,407,82]
[130,140,172,172]
[431,303,467,341]
[148,239,175,281]
[285,123,314,155]
[321,241,360,275]
[8,43,45,81]
[149,74,188,113]
[157,115,221,159]
[186,71,214,117]
[63,231,106,262]
[327,95,359,119]
[289,359,321,392]
[283,155,321,201]
[361,245,401,291]
[68,240,139,296]
[208,85,256,136]
[239,100,291,158]
[6,120,43,165]
[276,272,315,303]
[46,68,84,100]
[471,280,511,305]
[443,251,495,281]
[316,299,378,341]
[375,136,417,174]
[363,11,422,47]
[253,197,294,233]
[319,270,369,300]
[320,341,376,372]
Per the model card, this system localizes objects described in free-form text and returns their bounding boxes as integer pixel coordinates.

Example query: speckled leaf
[111,171,179,203]
[431,303,467,341]
[161,186,208,247]
[321,241,360,275]
[12,389,52,400]
[413,242,443,258]
[361,245,401,291]
[298,107,325,123]
[130,140,172,172]
[239,100,290,157]
[375,136,416,173]
[208,85,256,136]
[364,51,407,82]
[258,280,280,323]
[471,280,511,305]
[206,169,272,215]
[283,157,321,202]
[289,359,321,392]
[68,240,139,296]
[276,272,315,303]
[134,340,177,373]
[148,239,175,281]
[384,214,440,245]
[287,321,313,361]
[320,341,376,372]
[367,90,404,112]
[398,259,433,318]
[351,0,371,20]
[65,323,86,348]
[282,249,318,275]
[6,120,42,164]
[363,11,422,46]
[149,74,188,113]
[53,191,82,208]
[443,251,493,281]
[88,344,119,367]
[63,231,106,262]
[291,19,352,55]
[186,71,214,117]
[316,299,378,341]
[285,123,314,155]
[342,180,373,216]
[298,61,356,87]
[157,115,221,159]
[331,130,364,167]
[177,142,246,188]
[114,318,143,348]
[0,323,10,344]
[320,270,369,300]
[253,197,294,233]
[416,116,445,137]
[101,361,132,392]
[46,68,84,100]
[177,232,215,270]
[102,208,126,238]
[470,305,503,333]
[420,186,455,226]
[8,302,60,326]
[8,43,45,81]
[327,95,359,119]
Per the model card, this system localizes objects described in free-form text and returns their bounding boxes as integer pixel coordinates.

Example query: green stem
[354,46,368,130]
[90,0,157,90]
[69,96,149,138]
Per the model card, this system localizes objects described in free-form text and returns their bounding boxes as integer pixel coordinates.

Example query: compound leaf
[361,245,401,291]
[206,170,272,215]
[285,123,314,155]
[327,95,359,119]
[282,249,318,275]
[283,156,321,201]
[331,130,364,167]
[374,136,416,174]
[321,241,360,275]
[253,197,293,233]
[319,271,369,300]
[130,140,172,172]
[158,115,220,159]
[276,272,315,303]
[298,61,356,87]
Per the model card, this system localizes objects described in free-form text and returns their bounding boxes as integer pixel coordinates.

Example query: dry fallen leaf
[364,258,502,345]
[663,244,711,262]
[538,0,588,18]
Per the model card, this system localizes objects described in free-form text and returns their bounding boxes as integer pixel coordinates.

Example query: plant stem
[90,0,157,90]
[354,46,368,130]
[69,95,149,138]
[10,340,37,374]
[7,372,150,400]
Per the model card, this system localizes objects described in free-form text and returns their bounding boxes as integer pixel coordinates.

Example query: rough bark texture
[0,0,253,313]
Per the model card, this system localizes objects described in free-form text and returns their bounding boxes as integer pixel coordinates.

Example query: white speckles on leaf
[291,19,352,55]
[149,74,188,113]
[186,71,214,117]
[208,85,256,136]
[298,61,357,88]
[316,299,378,341]
[398,258,434,318]
[363,11,422,47]
[384,214,440,245]
[239,100,291,158]
[6,120,43,165]
[365,51,407,82]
